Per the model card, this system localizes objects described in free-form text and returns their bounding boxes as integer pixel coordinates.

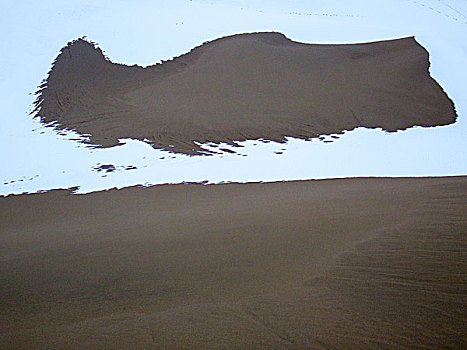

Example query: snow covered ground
[1,0,466,195]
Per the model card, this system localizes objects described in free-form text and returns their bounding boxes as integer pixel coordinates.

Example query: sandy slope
[1,177,466,348]
[33,32,456,154]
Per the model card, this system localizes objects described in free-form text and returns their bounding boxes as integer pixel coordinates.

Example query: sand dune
[1,177,466,348]
[33,32,456,154]
[8,32,465,348]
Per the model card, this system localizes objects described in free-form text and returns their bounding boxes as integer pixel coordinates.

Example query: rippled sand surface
[1,177,465,348]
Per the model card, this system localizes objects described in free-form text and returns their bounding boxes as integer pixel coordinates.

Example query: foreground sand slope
[34,33,457,154]
[1,177,466,348]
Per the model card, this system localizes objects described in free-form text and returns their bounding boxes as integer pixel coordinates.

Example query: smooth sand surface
[34,32,456,154]
[1,177,466,348]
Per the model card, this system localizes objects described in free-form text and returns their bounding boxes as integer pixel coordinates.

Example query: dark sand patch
[92,163,116,173]
[1,177,466,348]
[219,147,236,154]
[33,32,456,155]
[2,175,40,186]
[92,163,137,176]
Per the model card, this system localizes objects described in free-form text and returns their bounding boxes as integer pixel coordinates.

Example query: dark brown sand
[34,32,457,154]
[1,177,466,348]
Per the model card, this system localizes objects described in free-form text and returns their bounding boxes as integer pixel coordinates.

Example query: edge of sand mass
[33,32,457,154]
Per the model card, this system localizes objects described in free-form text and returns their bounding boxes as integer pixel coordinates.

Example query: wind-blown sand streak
[1,177,466,348]
[33,32,456,154]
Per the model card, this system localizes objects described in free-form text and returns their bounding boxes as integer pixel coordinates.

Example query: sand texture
[1,177,466,348]
[33,32,457,154]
